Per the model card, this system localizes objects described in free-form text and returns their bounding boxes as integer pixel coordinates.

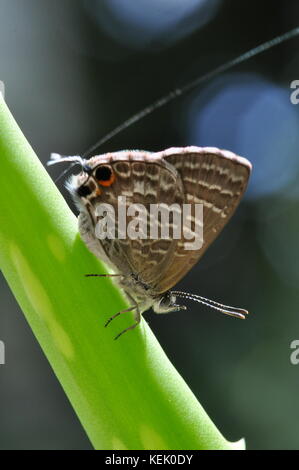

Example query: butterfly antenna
[47,153,87,183]
[172,290,249,320]
[83,26,299,158]
[53,162,78,183]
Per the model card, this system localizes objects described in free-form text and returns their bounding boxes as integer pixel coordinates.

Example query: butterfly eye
[95,165,115,186]
[77,185,92,197]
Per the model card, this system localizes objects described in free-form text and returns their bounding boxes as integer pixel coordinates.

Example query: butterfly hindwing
[153,146,252,293]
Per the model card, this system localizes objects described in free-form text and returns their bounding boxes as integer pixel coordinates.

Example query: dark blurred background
[1,0,299,450]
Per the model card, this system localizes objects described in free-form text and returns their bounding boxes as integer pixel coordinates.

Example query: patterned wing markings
[154,146,252,293]
[86,152,185,288]
[76,147,250,295]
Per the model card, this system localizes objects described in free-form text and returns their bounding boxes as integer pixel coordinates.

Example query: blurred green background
[0,0,299,450]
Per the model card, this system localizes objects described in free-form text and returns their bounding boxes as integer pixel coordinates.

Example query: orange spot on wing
[98,171,116,187]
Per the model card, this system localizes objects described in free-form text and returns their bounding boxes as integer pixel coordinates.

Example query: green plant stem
[0,94,243,450]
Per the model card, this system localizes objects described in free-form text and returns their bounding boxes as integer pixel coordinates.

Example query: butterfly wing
[152,146,252,293]
[76,147,251,295]
[81,151,185,287]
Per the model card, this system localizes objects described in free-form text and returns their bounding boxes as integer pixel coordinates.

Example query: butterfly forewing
[85,151,185,288]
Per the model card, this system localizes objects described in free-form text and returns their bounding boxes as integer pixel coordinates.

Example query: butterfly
[46,27,299,338]
[48,146,251,339]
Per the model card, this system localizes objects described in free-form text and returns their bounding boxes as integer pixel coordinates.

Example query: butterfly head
[153,291,186,314]
[48,153,116,211]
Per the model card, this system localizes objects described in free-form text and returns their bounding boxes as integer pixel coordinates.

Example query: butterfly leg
[85,273,121,278]
[114,314,141,339]
[103,290,141,339]
[104,306,136,328]
[110,292,141,340]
